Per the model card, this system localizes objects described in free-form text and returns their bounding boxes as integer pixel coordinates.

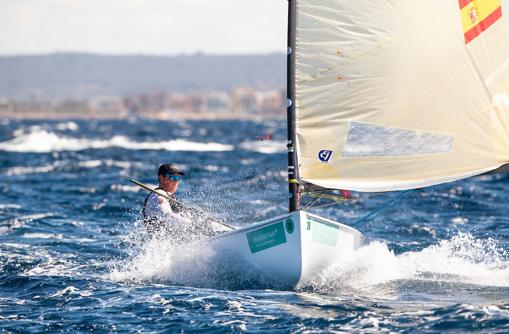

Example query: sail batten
[294,0,509,192]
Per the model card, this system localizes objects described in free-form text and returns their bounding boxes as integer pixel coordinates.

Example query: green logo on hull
[285,219,294,234]
[246,222,287,253]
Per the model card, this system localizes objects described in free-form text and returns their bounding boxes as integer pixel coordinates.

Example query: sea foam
[305,232,509,294]
[110,231,509,293]
[238,140,286,154]
[0,130,233,153]
[108,235,219,287]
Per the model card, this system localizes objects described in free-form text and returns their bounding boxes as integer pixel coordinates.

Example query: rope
[304,192,349,202]
[302,193,323,210]
[302,190,351,210]
[351,189,420,229]
[305,201,344,210]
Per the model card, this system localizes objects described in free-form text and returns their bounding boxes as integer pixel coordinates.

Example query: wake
[303,232,509,295]
[109,226,509,295]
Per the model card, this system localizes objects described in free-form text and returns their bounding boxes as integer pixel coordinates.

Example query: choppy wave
[238,140,286,154]
[0,204,22,210]
[55,121,79,131]
[0,130,233,152]
[4,159,148,176]
[108,237,218,286]
[109,232,509,294]
[110,184,141,193]
[2,119,509,332]
[4,161,67,176]
[304,233,509,295]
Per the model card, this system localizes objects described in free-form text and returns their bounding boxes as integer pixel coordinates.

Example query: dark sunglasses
[165,174,181,181]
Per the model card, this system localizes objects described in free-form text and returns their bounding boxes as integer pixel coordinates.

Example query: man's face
[158,173,181,194]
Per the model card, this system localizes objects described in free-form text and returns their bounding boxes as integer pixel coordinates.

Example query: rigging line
[302,194,349,210]
[304,190,386,201]
[302,191,338,210]
[304,192,349,202]
[305,201,345,210]
[351,189,420,229]
[302,194,323,210]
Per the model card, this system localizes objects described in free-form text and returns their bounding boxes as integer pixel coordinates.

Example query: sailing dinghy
[152,0,509,290]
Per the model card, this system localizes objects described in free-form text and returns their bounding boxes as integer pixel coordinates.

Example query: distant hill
[0,53,285,100]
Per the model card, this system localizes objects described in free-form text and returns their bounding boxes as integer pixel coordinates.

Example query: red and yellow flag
[459,0,502,44]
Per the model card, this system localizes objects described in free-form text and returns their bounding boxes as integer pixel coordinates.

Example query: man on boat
[142,163,185,234]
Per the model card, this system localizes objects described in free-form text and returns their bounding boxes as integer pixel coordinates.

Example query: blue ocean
[1,118,509,333]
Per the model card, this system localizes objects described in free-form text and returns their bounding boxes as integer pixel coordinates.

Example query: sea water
[1,119,509,333]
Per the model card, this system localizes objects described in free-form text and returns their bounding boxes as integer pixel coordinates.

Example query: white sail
[294,0,509,191]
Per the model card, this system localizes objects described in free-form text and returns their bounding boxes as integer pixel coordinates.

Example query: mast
[287,0,299,212]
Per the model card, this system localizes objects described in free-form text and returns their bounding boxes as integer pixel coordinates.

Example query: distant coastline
[0,52,285,100]
[0,52,286,121]
[0,110,285,121]
[0,86,286,121]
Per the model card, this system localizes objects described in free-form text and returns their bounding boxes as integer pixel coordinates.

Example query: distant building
[1,85,285,119]
[205,92,230,113]
[0,98,13,114]
[258,89,285,115]
[54,99,89,115]
[231,86,258,114]
[90,96,126,116]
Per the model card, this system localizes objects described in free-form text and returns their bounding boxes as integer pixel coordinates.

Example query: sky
[3,1,509,56]
[0,0,287,56]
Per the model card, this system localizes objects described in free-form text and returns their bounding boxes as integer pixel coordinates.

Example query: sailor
[142,163,185,234]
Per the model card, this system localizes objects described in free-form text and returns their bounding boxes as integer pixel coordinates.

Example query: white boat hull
[208,210,363,290]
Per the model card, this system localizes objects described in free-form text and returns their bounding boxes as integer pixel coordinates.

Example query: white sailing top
[144,190,174,221]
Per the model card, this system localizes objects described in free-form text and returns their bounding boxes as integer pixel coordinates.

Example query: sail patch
[342,122,454,157]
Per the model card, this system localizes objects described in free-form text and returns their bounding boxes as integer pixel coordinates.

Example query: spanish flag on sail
[459,0,503,43]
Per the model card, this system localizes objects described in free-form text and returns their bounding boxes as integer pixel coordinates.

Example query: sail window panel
[342,122,454,157]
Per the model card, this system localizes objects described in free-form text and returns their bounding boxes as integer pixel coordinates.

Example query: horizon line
[0,51,286,58]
